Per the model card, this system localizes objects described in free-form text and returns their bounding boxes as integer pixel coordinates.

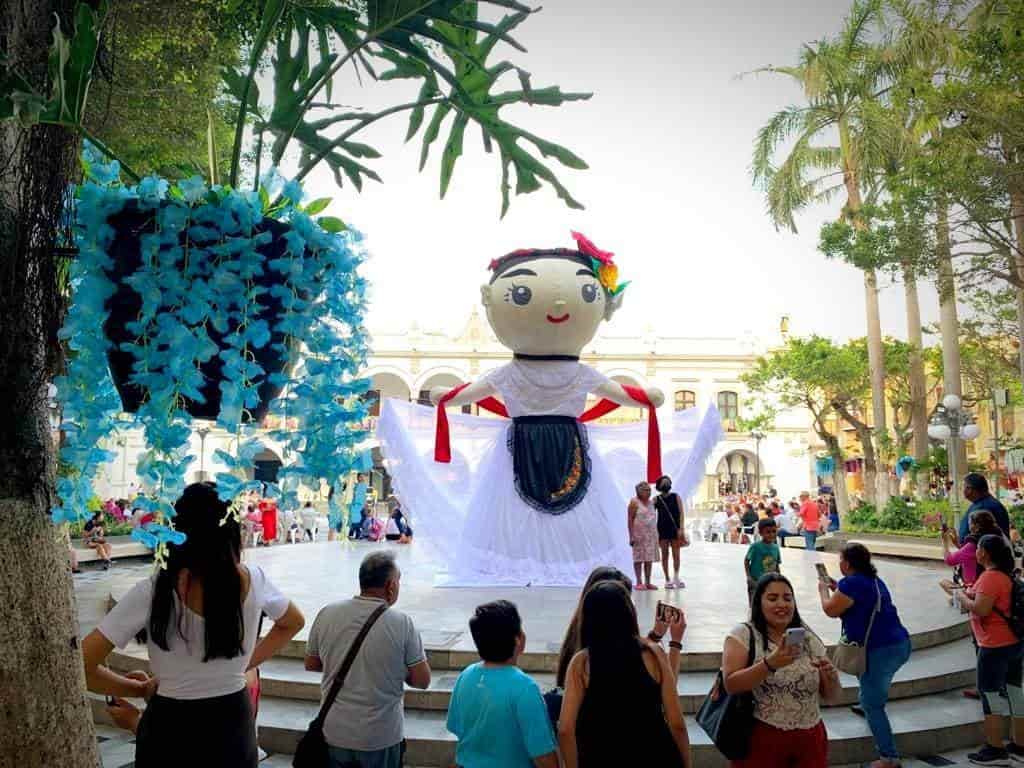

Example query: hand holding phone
[783,627,805,650]
[656,601,682,625]
[815,563,831,586]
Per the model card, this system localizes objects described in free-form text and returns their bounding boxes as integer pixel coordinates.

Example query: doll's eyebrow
[576,269,592,276]
[500,268,537,278]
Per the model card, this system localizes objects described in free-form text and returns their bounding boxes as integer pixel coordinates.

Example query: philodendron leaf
[42,1,107,126]
[304,197,332,215]
[317,216,347,233]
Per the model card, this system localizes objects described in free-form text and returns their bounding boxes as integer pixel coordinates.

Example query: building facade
[90,309,822,507]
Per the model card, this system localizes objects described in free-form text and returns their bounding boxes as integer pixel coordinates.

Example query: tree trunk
[863,267,890,506]
[902,260,930,497]
[0,1,98,766]
[1009,179,1024,386]
[936,200,967,505]
[823,437,850,524]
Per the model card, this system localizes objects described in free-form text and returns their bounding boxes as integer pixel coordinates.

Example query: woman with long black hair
[557,581,690,768]
[722,573,839,768]
[82,483,305,766]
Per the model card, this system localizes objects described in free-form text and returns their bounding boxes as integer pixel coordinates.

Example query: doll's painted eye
[581,283,598,303]
[510,285,532,306]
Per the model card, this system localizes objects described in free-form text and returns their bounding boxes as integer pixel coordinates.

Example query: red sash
[434,383,663,483]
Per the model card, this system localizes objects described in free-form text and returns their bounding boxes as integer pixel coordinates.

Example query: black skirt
[135,688,257,767]
[509,415,591,514]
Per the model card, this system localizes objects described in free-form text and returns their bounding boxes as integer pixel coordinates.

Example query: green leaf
[206,108,220,185]
[222,66,262,119]
[259,185,270,212]
[304,197,332,216]
[317,216,347,233]
[41,2,107,126]
[440,112,468,198]
[419,102,451,171]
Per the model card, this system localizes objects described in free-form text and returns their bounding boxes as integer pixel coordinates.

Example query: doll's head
[480,233,627,356]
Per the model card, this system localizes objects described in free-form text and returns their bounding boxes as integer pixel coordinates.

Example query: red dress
[258,500,278,542]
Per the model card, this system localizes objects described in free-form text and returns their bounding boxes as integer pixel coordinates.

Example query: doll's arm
[592,379,665,409]
[429,379,496,408]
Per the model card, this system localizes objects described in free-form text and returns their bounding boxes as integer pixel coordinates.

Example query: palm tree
[750,0,896,507]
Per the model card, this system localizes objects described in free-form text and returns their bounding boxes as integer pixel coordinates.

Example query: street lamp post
[751,429,766,495]
[927,394,980,527]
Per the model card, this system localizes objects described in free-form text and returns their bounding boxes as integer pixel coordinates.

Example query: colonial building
[91,309,823,506]
[363,309,819,505]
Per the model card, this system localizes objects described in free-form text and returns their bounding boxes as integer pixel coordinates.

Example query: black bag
[293,603,388,768]
[995,575,1024,639]
[696,623,757,760]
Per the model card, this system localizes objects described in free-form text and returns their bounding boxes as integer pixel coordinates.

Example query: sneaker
[676,579,686,589]
[664,581,676,589]
[1006,743,1024,764]
[969,745,1010,766]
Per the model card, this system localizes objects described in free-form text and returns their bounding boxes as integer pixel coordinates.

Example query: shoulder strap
[745,623,756,667]
[863,580,882,645]
[314,602,388,727]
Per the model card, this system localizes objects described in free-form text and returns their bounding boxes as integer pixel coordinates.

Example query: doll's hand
[645,387,665,409]
[429,387,452,406]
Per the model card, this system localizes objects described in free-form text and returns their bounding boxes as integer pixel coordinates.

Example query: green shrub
[1011,505,1024,534]
[916,499,952,533]
[877,497,924,531]
[848,503,879,529]
[67,515,134,539]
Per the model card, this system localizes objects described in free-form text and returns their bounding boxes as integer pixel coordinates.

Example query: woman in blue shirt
[818,543,910,768]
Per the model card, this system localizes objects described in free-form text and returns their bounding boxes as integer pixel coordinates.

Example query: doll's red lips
[547,314,570,324]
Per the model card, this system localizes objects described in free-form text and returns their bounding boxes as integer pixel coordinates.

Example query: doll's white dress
[377,359,722,586]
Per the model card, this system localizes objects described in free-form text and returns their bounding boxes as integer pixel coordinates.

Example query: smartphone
[656,601,681,624]
[783,627,805,649]
[105,695,116,706]
[941,521,949,534]
[815,563,831,585]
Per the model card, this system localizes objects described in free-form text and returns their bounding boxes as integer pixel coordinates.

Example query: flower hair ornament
[487,232,629,314]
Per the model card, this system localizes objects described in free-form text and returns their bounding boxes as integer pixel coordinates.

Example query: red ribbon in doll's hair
[434,384,508,463]
[435,383,662,482]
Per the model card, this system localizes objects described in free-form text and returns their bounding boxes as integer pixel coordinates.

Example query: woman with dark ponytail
[818,543,909,768]
[958,534,1024,765]
[82,483,305,766]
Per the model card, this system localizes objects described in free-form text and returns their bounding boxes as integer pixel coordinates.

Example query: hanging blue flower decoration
[55,144,371,565]
[815,455,835,477]
[895,455,916,478]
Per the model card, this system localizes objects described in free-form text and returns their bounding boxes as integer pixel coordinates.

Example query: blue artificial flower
[137,175,169,207]
[178,176,208,205]
[281,179,303,205]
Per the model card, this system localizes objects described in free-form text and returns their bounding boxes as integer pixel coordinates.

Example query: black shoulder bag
[293,603,388,768]
[696,623,757,760]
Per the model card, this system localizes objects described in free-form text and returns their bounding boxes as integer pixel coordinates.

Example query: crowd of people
[706,490,839,551]
[79,472,1024,767]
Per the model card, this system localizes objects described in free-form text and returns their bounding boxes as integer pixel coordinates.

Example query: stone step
[90,688,987,767]
[107,636,977,714]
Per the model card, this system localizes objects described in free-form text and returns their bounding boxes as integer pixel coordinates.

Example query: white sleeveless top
[481,360,610,418]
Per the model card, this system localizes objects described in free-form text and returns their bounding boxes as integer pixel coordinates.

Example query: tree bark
[0,1,98,766]
[902,261,930,497]
[1009,179,1024,386]
[936,200,967,505]
[863,268,890,506]
[834,401,879,510]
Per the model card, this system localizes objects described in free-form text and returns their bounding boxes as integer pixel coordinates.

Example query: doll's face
[481,257,612,355]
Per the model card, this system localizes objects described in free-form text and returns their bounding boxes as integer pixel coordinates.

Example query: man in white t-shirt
[305,551,431,768]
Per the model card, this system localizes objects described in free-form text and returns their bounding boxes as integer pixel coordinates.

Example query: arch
[413,366,470,394]
[253,447,283,484]
[366,371,412,416]
[713,448,767,496]
[416,369,473,414]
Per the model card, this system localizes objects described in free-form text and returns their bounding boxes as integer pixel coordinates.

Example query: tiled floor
[102,538,969,655]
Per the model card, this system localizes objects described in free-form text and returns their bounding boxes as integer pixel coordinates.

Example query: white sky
[298,0,942,343]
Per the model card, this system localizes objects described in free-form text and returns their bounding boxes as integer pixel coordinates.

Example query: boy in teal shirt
[447,600,558,768]
[745,518,782,603]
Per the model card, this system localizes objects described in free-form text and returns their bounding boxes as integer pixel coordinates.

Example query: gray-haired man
[305,551,431,768]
